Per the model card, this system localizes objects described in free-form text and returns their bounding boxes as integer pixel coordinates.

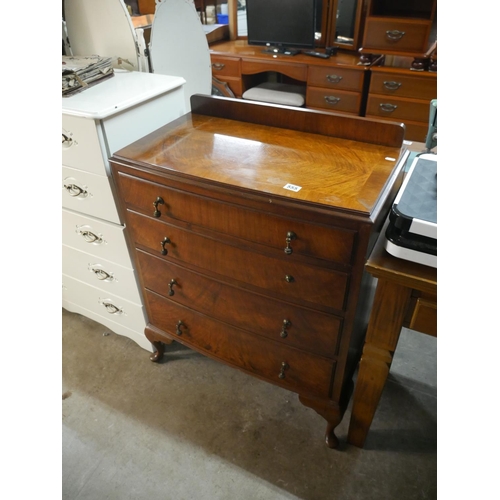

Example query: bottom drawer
[145,289,335,398]
[306,86,361,114]
[62,274,147,333]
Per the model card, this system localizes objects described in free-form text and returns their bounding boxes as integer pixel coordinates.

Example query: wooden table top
[114,111,405,216]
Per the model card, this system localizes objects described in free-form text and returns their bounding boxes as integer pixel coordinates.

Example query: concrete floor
[62,308,437,500]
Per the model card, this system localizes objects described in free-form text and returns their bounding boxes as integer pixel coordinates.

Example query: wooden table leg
[347,278,412,447]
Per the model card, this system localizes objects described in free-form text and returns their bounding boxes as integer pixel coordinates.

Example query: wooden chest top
[113,99,405,216]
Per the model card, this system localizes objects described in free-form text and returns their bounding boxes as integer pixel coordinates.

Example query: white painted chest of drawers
[62,70,186,351]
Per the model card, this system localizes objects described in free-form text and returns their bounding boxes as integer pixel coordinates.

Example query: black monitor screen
[247,0,316,50]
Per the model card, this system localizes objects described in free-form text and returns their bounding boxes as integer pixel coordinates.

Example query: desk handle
[383,80,402,91]
[175,320,185,336]
[160,236,171,255]
[168,279,177,296]
[386,30,405,41]
[278,362,289,379]
[212,63,225,71]
[324,96,340,105]
[284,231,296,254]
[379,103,398,113]
[326,74,342,84]
[153,196,165,217]
[280,319,291,338]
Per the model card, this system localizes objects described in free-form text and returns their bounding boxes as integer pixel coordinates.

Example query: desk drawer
[128,212,349,311]
[306,87,361,114]
[62,208,133,268]
[62,165,121,224]
[362,18,430,53]
[145,290,335,398]
[137,251,342,357]
[308,66,364,92]
[369,72,436,100]
[115,172,355,265]
[365,94,430,122]
[62,114,106,175]
[211,55,241,78]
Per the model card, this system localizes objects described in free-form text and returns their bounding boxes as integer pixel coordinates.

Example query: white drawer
[62,244,143,304]
[62,114,107,175]
[62,274,147,334]
[62,165,121,224]
[62,208,133,268]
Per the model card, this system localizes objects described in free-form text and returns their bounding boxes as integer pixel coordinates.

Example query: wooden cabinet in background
[110,95,409,447]
[361,0,437,56]
[365,62,436,142]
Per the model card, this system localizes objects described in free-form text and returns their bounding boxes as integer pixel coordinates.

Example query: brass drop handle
[64,183,88,198]
[386,30,405,41]
[284,231,296,255]
[160,236,171,255]
[383,80,402,91]
[326,74,342,84]
[380,103,398,113]
[212,62,225,70]
[278,362,289,379]
[168,279,177,296]
[324,95,340,105]
[175,320,185,336]
[280,319,291,338]
[153,196,165,217]
[285,275,295,283]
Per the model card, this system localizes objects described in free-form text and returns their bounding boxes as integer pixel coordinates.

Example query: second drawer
[306,87,361,114]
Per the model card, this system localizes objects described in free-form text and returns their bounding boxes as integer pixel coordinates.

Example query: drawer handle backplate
[212,63,225,71]
[383,80,402,91]
[324,96,340,105]
[386,30,405,41]
[326,74,342,84]
[379,103,398,113]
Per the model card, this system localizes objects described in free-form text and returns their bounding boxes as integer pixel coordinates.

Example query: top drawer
[369,72,436,100]
[62,114,107,175]
[307,66,364,92]
[115,172,356,266]
[211,55,241,78]
[362,18,430,53]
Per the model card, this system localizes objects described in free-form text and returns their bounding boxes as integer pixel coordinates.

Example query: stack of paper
[62,55,114,97]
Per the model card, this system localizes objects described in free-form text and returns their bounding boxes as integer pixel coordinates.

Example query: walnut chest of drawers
[110,95,407,447]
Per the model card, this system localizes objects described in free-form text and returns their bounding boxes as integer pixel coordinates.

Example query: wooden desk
[209,40,368,115]
[347,221,437,447]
